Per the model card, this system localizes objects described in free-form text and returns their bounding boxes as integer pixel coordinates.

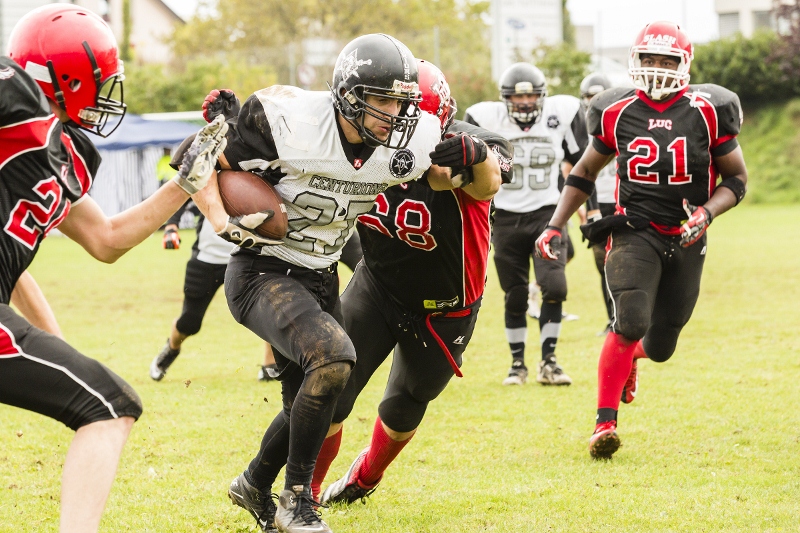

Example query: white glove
[173,115,229,195]
[217,211,284,248]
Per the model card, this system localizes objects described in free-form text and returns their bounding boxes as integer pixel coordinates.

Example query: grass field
[1,205,799,532]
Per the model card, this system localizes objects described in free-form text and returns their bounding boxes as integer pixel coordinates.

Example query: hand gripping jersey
[223,86,442,269]
[0,57,100,303]
[464,95,588,213]
[588,85,742,227]
[357,119,514,314]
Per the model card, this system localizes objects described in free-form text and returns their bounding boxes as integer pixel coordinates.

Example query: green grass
[2,205,799,532]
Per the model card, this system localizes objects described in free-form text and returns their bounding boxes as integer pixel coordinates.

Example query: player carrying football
[0,5,226,532]
[311,59,512,505]
[191,35,485,533]
[464,63,589,386]
[535,21,748,459]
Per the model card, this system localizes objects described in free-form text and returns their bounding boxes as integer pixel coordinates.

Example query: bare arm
[190,153,231,233]
[57,180,189,263]
[10,271,63,338]
[705,145,748,218]
[548,144,614,228]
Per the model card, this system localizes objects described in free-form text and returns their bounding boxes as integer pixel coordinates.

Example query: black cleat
[149,340,180,381]
[228,472,277,533]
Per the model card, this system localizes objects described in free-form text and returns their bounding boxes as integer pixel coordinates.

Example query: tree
[533,43,591,97]
[562,0,575,46]
[768,0,800,97]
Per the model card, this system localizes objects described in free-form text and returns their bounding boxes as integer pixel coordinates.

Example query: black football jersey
[587,84,742,227]
[357,119,513,314]
[0,57,101,303]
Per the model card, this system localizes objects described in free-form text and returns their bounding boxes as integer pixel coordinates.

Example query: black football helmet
[330,33,422,149]
[580,73,612,107]
[499,62,547,126]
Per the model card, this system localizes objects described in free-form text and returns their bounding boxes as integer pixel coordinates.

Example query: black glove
[429,132,488,168]
[202,89,241,123]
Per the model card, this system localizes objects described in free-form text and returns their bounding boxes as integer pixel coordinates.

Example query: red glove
[163,227,181,250]
[679,199,713,247]
[202,89,241,123]
[535,225,563,260]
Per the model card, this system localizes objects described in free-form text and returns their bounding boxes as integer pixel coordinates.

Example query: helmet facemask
[502,84,546,125]
[333,82,422,149]
[629,50,691,101]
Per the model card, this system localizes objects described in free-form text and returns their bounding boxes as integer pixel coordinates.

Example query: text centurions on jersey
[357,119,514,314]
[464,95,588,213]
[588,85,742,227]
[0,57,101,303]
[222,86,442,269]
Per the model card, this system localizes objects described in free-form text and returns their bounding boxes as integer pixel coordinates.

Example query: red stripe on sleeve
[0,116,59,172]
[453,188,491,306]
[598,96,637,153]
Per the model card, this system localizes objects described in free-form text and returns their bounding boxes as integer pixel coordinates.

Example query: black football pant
[591,203,618,322]
[224,253,355,490]
[175,252,227,336]
[0,304,142,431]
[338,230,363,272]
[332,263,480,433]
[606,226,706,362]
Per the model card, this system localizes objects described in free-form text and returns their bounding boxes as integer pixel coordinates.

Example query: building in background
[491,0,562,81]
[1,0,183,63]
[716,0,775,38]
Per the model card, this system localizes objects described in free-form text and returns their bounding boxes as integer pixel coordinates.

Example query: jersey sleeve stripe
[598,96,637,153]
[453,188,491,307]
[690,94,722,199]
[0,115,59,173]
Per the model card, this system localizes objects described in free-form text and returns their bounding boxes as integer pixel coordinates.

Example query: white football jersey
[595,159,617,205]
[233,86,441,269]
[196,217,235,265]
[465,95,586,213]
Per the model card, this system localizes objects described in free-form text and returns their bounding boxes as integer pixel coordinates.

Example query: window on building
[719,12,740,38]
[753,10,774,31]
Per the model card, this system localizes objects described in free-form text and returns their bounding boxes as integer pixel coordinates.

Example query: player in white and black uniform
[0,6,226,531]
[465,63,588,387]
[579,73,617,332]
[190,35,457,533]
[309,60,512,505]
[536,21,748,459]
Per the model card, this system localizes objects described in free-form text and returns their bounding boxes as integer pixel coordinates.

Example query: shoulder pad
[545,94,581,117]
[688,84,742,137]
[463,101,505,127]
[0,58,51,127]
[586,87,637,138]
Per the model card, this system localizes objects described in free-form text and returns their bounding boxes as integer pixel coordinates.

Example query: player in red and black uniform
[314,60,512,505]
[536,21,748,459]
[0,6,226,531]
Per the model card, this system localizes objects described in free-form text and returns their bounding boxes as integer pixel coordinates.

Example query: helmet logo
[0,67,15,80]
[390,79,419,96]
[389,148,416,178]
[644,34,677,47]
[338,48,373,80]
[514,81,534,93]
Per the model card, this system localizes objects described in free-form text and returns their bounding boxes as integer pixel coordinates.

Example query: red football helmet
[7,4,126,137]
[628,21,693,101]
[417,59,456,131]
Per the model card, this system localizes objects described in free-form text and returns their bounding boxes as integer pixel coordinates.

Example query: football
[217,170,288,240]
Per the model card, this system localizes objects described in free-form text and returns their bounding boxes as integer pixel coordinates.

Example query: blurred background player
[579,72,616,335]
[315,60,511,505]
[465,63,588,386]
[536,21,748,459]
[1,5,226,532]
[191,34,443,533]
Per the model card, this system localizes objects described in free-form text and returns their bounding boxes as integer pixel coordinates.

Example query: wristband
[565,174,596,196]
[716,176,746,205]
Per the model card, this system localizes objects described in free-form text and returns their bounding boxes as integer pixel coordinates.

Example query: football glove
[429,132,488,168]
[217,211,283,248]
[173,115,228,195]
[162,228,181,250]
[202,89,241,123]
[535,225,563,260]
[679,199,713,247]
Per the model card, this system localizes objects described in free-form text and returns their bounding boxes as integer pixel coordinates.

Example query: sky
[162,0,720,47]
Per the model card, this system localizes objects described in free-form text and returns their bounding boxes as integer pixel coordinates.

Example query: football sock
[633,339,649,360]
[358,417,414,487]
[284,362,351,490]
[311,427,342,500]
[247,411,290,491]
[596,408,618,425]
[597,332,638,414]
[539,301,562,359]
[509,342,525,364]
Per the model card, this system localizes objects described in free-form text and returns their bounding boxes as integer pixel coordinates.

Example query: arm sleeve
[711,86,743,157]
[562,106,589,166]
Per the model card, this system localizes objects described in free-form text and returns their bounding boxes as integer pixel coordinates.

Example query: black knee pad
[642,330,679,363]
[615,290,650,340]
[378,394,427,434]
[175,310,203,336]
[305,361,353,398]
[540,278,567,302]
[505,284,529,315]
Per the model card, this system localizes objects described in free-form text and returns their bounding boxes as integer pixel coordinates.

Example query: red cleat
[589,421,621,459]
[621,358,638,404]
